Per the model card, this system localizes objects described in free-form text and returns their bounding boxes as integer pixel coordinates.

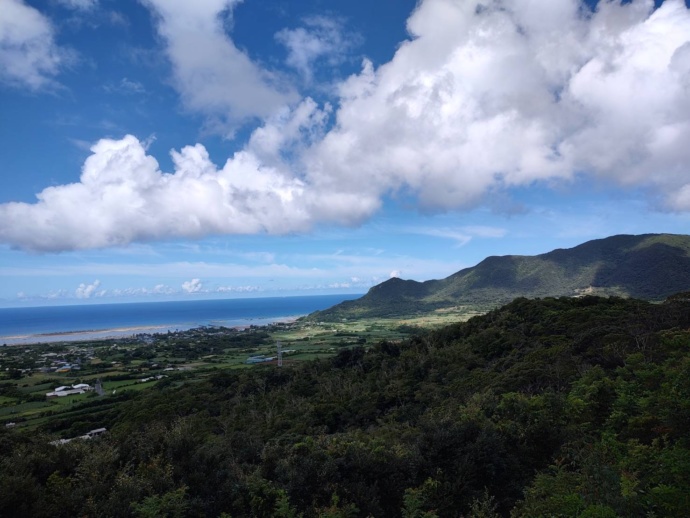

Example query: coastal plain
[0,309,478,436]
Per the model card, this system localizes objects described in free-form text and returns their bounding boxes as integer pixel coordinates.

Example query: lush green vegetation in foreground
[2,294,690,517]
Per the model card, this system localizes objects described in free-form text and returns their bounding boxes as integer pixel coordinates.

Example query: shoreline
[1,325,185,346]
[0,315,301,346]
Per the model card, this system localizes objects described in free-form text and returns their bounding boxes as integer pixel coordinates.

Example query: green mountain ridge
[311,233,690,320]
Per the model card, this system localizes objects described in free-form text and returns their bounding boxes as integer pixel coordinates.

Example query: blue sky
[1,0,690,307]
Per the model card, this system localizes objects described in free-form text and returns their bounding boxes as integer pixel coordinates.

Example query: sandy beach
[0,324,185,346]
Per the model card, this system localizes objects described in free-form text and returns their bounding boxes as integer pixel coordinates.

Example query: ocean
[0,294,360,345]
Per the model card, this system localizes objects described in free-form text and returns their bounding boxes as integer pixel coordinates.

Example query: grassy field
[0,401,54,417]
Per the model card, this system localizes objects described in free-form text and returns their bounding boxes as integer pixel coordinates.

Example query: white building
[46,383,93,398]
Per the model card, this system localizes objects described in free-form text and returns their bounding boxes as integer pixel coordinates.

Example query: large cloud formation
[2,0,690,252]
[305,0,690,211]
[0,135,311,251]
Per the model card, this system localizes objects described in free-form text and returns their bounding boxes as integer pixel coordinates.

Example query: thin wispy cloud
[406,225,507,246]
[56,0,98,11]
[103,77,146,95]
[276,15,361,83]
[142,0,298,135]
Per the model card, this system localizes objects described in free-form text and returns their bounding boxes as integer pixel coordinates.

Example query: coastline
[1,324,183,346]
[0,315,300,346]
[0,294,362,347]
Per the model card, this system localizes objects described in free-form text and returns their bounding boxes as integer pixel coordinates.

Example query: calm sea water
[0,294,360,344]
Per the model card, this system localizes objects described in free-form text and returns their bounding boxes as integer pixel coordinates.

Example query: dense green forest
[2,294,690,517]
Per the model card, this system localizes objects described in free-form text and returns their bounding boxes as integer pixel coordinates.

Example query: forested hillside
[2,294,690,517]
[311,233,690,320]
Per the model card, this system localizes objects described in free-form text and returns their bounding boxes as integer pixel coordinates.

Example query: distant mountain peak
[310,233,690,320]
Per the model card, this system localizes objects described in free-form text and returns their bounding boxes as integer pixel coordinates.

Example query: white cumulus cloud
[0,135,315,252]
[181,278,203,293]
[304,0,690,211]
[0,0,72,90]
[75,280,102,299]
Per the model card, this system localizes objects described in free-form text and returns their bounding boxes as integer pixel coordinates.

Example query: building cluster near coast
[45,383,93,398]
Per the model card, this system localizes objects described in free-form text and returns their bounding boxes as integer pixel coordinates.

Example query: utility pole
[277,341,283,367]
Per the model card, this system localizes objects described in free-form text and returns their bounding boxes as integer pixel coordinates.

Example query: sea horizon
[0,294,362,346]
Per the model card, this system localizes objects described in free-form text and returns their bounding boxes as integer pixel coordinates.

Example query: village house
[46,383,94,398]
